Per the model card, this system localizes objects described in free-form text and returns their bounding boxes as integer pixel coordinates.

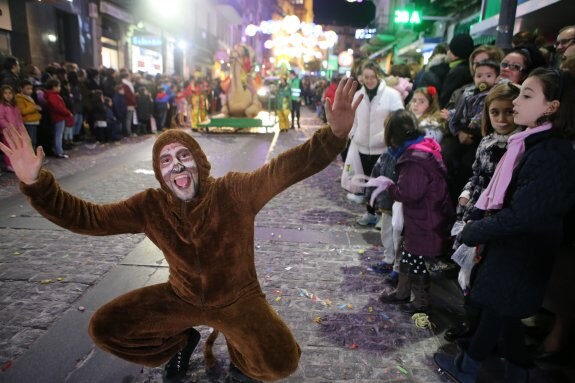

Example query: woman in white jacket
[347,60,405,226]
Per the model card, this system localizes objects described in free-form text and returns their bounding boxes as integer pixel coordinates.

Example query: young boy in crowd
[15,80,42,149]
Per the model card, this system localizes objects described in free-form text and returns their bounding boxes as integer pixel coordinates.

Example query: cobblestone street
[0,109,467,382]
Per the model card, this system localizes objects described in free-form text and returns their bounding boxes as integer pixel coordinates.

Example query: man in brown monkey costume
[0,78,361,382]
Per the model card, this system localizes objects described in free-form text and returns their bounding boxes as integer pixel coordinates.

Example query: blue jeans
[24,123,38,148]
[53,120,66,156]
[73,113,84,136]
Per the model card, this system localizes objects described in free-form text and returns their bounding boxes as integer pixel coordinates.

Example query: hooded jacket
[387,138,454,256]
[20,126,346,308]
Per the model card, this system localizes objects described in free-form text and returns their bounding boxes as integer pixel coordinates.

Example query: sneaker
[375,215,383,230]
[356,212,377,226]
[225,363,263,383]
[162,329,201,383]
[370,262,393,274]
[346,193,365,204]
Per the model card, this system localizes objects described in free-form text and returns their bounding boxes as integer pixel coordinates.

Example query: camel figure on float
[222,44,262,118]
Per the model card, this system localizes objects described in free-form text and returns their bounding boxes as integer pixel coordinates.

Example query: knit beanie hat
[449,34,475,59]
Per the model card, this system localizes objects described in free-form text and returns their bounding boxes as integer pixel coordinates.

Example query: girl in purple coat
[0,85,24,172]
[375,110,454,314]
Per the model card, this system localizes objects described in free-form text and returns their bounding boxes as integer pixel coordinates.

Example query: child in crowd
[105,97,122,141]
[43,79,73,159]
[409,86,446,143]
[112,84,127,136]
[275,77,291,132]
[91,90,111,143]
[441,60,500,207]
[434,68,575,382]
[448,60,500,145]
[136,87,154,134]
[365,146,400,286]
[0,85,24,171]
[372,110,453,314]
[154,84,171,132]
[445,82,522,343]
[15,80,42,149]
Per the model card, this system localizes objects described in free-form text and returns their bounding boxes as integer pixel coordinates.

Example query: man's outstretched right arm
[1,124,144,235]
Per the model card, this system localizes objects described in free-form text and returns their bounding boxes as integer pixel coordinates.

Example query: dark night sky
[313,0,376,27]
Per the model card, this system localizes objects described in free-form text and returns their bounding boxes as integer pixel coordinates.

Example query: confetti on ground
[1,360,12,371]
[78,306,86,312]
[299,288,330,306]
[412,313,433,329]
[272,290,282,295]
[348,343,359,349]
[40,279,53,284]
[285,266,293,271]
[313,316,322,323]
[397,366,408,375]
[368,307,373,312]
[56,278,64,281]
[274,297,281,302]
[13,252,20,255]
[358,249,365,254]
[9,214,16,218]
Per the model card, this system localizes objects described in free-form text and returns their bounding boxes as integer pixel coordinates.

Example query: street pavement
[0,108,571,383]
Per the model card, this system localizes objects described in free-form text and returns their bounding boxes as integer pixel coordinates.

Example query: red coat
[44,90,73,126]
[122,83,137,107]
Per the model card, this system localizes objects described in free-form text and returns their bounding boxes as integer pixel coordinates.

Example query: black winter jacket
[461,130,575,317]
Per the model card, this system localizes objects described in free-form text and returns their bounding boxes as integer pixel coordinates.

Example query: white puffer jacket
[350,81,404,155]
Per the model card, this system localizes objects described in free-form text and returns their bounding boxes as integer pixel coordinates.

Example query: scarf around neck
[388,136,424,159]
[475,123,553,210]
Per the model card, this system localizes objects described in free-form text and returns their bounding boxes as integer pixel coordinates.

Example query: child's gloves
[351,175,395,207]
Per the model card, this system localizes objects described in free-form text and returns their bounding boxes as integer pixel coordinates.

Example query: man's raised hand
[0,124,43,185]
[324,77,363,139]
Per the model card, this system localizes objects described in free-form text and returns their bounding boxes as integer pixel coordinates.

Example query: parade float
[199,44,274,132]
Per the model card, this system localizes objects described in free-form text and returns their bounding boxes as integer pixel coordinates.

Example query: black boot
[162,329,201,383]
[224,362,263,383]
[379,271,410,304]
[401,273,430,314]
[445,321,471,342]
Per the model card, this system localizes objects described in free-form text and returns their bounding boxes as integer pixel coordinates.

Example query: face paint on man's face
[159,142,199,201]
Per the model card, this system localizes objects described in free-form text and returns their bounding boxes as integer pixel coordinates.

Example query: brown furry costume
[20,126,346,381]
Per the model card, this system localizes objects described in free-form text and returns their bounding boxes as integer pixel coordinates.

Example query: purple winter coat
[388,141,454,257]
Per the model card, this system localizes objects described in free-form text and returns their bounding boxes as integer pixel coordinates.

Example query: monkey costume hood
[20,127,346,379]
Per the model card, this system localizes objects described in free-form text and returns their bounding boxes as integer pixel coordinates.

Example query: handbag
[340,139,364,194]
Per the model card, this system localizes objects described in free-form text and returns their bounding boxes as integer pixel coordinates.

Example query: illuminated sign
[394,10,421,24]
[132,35,162,47]
[355,28,376,39]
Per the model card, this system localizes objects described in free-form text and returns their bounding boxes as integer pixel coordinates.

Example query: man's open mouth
[173,174,191,189]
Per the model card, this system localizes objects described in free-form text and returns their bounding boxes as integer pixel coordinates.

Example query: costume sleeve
[461,147,575,246]
[20,170,145,235]
[225,126,346,213]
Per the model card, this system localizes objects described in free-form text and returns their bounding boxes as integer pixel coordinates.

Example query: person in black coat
[136,86,154,134]
[0,56,21,92]
[440,34,474,108]
[434,68,575,382]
